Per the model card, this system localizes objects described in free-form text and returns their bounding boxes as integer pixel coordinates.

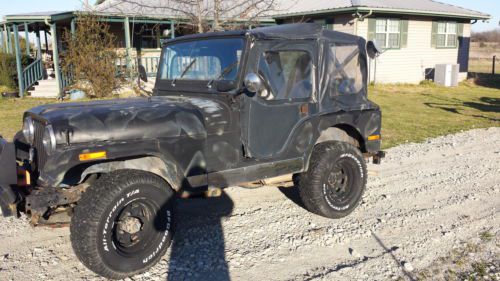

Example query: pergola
[0,11,176,98]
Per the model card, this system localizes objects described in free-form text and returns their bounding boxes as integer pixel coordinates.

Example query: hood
[28,96,231,145]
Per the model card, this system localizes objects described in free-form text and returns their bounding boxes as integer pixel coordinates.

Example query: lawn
[0,97,55,141]
[1,82,499,149]
[370,81,500,148]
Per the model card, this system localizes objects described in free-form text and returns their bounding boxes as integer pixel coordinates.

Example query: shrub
[62,14,124,98]
[0,52,34,91]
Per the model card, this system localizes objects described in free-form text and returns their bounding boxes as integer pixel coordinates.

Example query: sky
[0,0,498,32]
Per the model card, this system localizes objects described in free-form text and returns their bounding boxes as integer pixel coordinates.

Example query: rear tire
[298,141,367,219]
[71,170,175,279]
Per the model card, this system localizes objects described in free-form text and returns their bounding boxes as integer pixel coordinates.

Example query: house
[0,0,491,98]
[271,0,490,84]
[0,9,179,98]
[0,1,275,98]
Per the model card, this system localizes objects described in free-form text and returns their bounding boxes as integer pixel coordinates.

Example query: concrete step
[29,79,60,98]
[32,84,59,91]
[36,79,58,84]
[29,91,59,98]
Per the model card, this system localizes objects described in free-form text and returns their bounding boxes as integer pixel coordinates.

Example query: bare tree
[92,0,287,33]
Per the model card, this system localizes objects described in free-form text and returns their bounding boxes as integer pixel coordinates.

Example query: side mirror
[367,41,383,59]
[244,72,263,93]
[138,65,148,83]
[244,73,263,93]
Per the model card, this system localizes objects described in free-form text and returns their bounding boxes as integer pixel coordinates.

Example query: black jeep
[0,24,384,279]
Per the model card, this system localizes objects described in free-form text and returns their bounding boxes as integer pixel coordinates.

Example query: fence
[469,56,499,75]
[116,57,160,78]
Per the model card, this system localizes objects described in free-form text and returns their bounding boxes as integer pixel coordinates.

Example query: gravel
[0,127,499,280]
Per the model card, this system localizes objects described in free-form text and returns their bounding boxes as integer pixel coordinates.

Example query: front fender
[38,139,184,189]
[79,156,184,191]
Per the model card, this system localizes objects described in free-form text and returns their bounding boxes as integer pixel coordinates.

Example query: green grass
[0,83,499,149]
[0,85,16,94]
[369,82,500,149]
[0,96,56,140]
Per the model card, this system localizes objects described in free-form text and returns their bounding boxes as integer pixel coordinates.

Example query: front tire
[71,170,175,279]
[298,141,367,219]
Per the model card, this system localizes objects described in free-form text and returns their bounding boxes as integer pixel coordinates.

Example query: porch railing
[137,57,160,77]
[116,57,160,78]
[61,67,75,90]
[22,58,44,91]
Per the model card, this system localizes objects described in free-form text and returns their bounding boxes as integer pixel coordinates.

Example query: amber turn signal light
[367,134,381,141]
[79,151,107,161]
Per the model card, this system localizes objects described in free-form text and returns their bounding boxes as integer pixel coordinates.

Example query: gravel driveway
[0,128,499,281]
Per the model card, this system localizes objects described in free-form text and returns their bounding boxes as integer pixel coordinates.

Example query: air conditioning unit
[434,64,460,87]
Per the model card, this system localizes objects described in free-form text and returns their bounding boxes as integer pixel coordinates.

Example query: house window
[375,19,401,49]
[436,22,457,48]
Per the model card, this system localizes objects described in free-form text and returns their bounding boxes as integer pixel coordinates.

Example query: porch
[0,11,175,98]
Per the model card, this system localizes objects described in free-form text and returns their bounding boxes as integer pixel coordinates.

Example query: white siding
[357,16,470,84]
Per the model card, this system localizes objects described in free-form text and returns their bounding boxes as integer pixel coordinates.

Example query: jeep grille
[33,119,48,170]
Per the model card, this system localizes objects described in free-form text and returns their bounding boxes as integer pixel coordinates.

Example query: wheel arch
[68,156,184,191]
[315,124,366,152]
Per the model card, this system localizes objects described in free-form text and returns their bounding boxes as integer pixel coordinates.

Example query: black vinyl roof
[166,24,362,45]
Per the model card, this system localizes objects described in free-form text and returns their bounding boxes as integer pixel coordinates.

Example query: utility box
[434,64,460,87]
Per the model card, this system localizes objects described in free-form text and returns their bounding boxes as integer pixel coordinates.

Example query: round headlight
[43,125,56,155]
[23,116,35,144]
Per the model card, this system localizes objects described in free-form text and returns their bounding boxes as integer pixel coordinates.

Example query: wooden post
[4,24,11,54]
[13,24,25,98]
[50,22,62,97]
[44,30,49,54]
[24,22,30,56]
[35,28,42,59]
[124,17,131,72]
[493,55,496,75]
[9,26,14,54]
[35,27,44,78]
[170,21,175,39]
[0,27,4,52]
[70,18,76,38]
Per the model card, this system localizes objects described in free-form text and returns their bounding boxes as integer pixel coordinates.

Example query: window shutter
[431,21,438,48]
[367,18,376,41]
[400,19,409,48]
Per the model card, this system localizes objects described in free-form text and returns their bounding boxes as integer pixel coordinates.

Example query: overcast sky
[0,0,498,32]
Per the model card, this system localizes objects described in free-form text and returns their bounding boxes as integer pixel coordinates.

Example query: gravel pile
[0,127,499,280]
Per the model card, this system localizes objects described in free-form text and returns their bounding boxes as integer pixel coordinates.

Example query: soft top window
[257,50,313,101]
[159,38,244,82]
[330,44,364,95]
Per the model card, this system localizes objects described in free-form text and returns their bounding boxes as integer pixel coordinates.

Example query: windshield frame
[155,35,248,94]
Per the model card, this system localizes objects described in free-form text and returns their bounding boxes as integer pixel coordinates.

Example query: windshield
[158,38,245,82]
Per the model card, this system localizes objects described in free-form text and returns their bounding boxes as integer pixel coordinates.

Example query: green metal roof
[272,0,490,20]
[3,11,75,23]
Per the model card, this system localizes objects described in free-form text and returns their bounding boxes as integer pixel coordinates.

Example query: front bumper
[0,137,19,217]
